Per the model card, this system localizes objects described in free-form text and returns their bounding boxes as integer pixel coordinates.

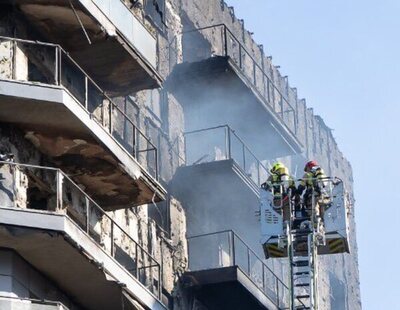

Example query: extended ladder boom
[260,177,349,310]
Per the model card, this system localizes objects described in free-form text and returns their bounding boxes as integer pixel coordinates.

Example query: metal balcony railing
[184,125,270,188]
[188,230,290,309]
[0,296,70,310]
[91,0,157,68]
[170,24,298,136]
[0,161,162,299]
[0,36,158,180]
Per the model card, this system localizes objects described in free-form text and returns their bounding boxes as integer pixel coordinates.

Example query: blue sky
[226,1,400,309]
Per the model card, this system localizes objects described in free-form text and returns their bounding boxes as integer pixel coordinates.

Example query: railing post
[294,101,299,135]
[84,76,88,109]
[276,278,280,308]
[133,127,138,159]
[108,99,112,133]
[110,221,114,257]
[86,197,90,234]
[155,147,159,180]
[56,170,62,211]
[262,264,265,294]
[184,133,188,165]
[11,39,16,80]
[54,46,59,85]
[223,25,228,56]
[226,126,231,159]
[58,48,62,86]
[231,231,236,266]
[56,170,59,211]
[136,243,140,279]
[158,265,162,299]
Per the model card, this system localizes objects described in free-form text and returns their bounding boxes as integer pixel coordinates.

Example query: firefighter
[297,160,327,220]
[261,162,295,222]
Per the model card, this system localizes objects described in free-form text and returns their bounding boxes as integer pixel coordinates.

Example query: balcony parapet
[0,161,163,304]
[0,296,70,310]
[9,0,162,93]
[184,125,270,192]
[0,36,166,207]
[169,24,303,153]
[90,0,157,67]
[186,230,290,309]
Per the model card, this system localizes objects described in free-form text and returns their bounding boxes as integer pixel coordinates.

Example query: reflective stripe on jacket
[300,166,326,188]
[266,167,295,196]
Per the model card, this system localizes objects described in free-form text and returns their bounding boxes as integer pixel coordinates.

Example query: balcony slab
[0,206,166,310]
[182,266,279,310]
[0,79,166,209]
[172,159,264,253]
[8,0,162,94]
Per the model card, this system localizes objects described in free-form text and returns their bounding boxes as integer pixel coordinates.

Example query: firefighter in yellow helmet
[297,160,327,219]
[262,162,295,221]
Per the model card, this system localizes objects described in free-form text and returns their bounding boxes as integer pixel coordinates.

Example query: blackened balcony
[171,125,270,251]
[184,230,290,310]
[168,24,303,159]
[0,36,166,209]
[185,125,270,189]
[6,0,162,94]
[0,161,166,310]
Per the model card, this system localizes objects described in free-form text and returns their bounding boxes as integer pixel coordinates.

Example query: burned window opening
[144,0,166,33]
[145,117,161,178]
[27,186,48,210]
[148,195,171,237]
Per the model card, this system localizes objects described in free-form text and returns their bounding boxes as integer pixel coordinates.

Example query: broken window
[148,195,170,237]
[112,96,139,155]
[145,118,161,178]
[144,0,166,32]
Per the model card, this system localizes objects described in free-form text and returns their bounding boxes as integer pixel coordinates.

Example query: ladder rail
[287,188,321,310]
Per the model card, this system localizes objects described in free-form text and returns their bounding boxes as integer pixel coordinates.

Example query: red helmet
[304,160,318,172]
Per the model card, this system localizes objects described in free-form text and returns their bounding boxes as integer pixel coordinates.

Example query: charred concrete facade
[0,1,360,310]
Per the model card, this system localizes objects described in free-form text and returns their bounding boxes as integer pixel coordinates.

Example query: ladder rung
[294,271,309,276]
[293,252,308,257]
[293,232,310,237]
[296,294,310,299]
[295,283,310,287]
[293,236,308,242]
[292,228,311,233]
[293,260,309,267]
[294,217,310,221]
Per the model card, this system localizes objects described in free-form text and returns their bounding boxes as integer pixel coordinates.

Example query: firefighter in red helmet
[297,160,327,220]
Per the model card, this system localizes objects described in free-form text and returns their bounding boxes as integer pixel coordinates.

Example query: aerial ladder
[260,178,349,310]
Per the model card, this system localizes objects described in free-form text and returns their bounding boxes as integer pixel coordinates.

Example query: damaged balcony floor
[183,266,279,310]
[7,0,162,94]
[0,207,166,310]
[0,80,166,209]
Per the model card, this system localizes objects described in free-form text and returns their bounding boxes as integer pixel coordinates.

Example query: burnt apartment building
[0,1,360,309]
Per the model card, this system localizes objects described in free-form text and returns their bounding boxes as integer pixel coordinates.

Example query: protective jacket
[264,166,295,197]
[298,166,326,194]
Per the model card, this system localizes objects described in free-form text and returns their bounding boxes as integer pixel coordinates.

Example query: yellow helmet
[270,162,285,174]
